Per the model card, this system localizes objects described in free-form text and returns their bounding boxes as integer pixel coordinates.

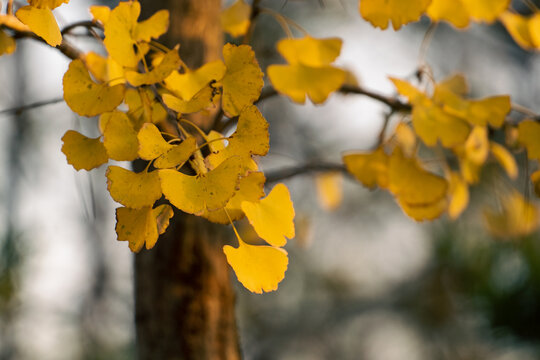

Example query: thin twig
[0,97,64,115]
[265,162,347,183]
[61,20,103,35]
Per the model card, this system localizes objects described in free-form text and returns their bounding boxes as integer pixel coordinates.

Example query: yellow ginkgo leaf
[89,5,110,24]
[221,0,251,37]
[518,120,540,160]
[162,87,215,114]
[500,12,537,50]
[393,122,417,157]
[315,172,343,211]
[61,130,108,171]
[82,52,108,83]
[154,137,197,169]
[115,204,173,252]
[63,59,125,117]
[388,149,448,206]
[137,123,173,160]
[164,60,226,101]
[133,8,169,42]
[490,142,518,179]
[0,30,16,55]
[267,64,345,104]
[359,0,431,30]
[202,171,266,224]
[16,6,61,47]
[397,196,448,221]
[124,88,166,128]
[276,36,343,67]
[442,95,511,128]
[221,44,263,116]
[241,183,295,247]
[484,190,539,238]
[461,0,510,23]
[159,156,244,215]
[0,14,31,32]
[427,0,469,29]
[106,166,162,209]
[223,237,288,294]
[28,0,69,9]
[447,171,469,220]
[464,126,489,165]
[343,147,389,189]
[532,170,540,198]
[125,47,181,86]
[101,111,139,161]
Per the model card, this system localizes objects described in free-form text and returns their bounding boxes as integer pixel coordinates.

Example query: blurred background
[1,0,540,359]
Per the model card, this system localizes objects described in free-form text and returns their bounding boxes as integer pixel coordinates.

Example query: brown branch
[265,162,347,183]
[61,20,103,35]
[13,30,83,60]
[0,97,64,115]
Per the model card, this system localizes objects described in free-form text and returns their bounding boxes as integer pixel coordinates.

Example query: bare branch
[0,97,64,115]
[265,162,347,183]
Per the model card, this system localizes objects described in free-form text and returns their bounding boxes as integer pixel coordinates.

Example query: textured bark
[135,1,240,359]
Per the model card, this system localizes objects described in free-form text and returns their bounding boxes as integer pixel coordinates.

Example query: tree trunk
[135,1,240,359]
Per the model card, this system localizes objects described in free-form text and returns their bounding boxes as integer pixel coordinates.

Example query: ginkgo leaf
[101,111,139,161]
[461,0,510,23]
[464,126,489,165]
[427,0,469,29]
[397,197,448,221]
[154,137,197,169]
[447,171,469,220]
[115,204,173,252]
[0,30,16,55]
[137,123,173,160]
[125,47,181,86]
[490,142,518,179]
[202,171,266,224]
[518,120,540,160]
[315,172,343,211]
[16,6,61,47]
[106,166,162,209]
[133,8,169,42]
[89,5,110,24]
[0,14,31,32]
[276,36,343,67]
[532,171,540,198]
[241,183,295,247]
[343,147,389,189]
[221,0,251,37]
[61,130,108,171]
[359,0,431,30]
[393,122,417,157]
[442,95,511,128]
[500,12,537,50]
[159,156,244,215]
[164,60,226,101]
[221,44,263,116]
[28,0,69,9]
[267,64,345,104]
[124,88,166,128]
[484,190,539,238]
[63,59,125,117]
[223,237,288,294]
[162,87,215,114]
[388,149,447,206]
[82,52,108,83]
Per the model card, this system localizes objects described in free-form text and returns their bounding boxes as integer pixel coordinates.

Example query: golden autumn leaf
[106,166,162,209]
[154,137,197,169]
[63,59,125,117]
[267,64,345,104]
[500,12,538,50]
[202,171,266,224]
[16,6,61,46]
[89,5,110,24]
[221,0,251,37]
[137,123,173,160]
[315,172,343,211]
[359,0,431,30]
[125,47,181,86]
[115,204,173,252]
[464,126,489,165]
[447,171,469,220]
[124,88,167,128]
[427,0,469,28]
[162,87,216,114]
[490,142,518,180]
[518,120,540,160]
[393,122,417,157]
[276,36,343,67]
[221,44,263,116]
[28,0,69,9]
[159,156,244,215]
[343,147,389,189]
[461,0,510,23]
[223,237,288,294]
[164,60,225,101]
[484,190,539,238]
[0,14,31,32]
[0,30,16,56]
[397,197,448,222]
[241,183,295,247]
[101,111,139,161]
[61,130,108,171]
